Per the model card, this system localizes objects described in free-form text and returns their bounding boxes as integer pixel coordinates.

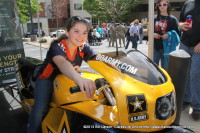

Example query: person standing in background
[127,20,139,50]
[96,25,103,39]
[116,22,126,47]
[102,26,107,40]
[153,0,179,69]
[179,0,200,120]
[109,22,117,47]
[88,26,94,46]
[138,23,144,44]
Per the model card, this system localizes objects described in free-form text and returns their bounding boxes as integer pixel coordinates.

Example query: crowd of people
[152,0,200,122]
[87,21,144,49]
[27,0,200,132]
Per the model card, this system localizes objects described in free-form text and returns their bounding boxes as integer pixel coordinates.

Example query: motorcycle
[15,50,193,133]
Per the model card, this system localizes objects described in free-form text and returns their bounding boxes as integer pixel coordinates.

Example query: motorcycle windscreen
[89,50,167,85]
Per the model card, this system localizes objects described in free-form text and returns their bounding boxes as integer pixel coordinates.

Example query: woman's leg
[153,48,161,65]
[27,78,53,133]
[125,36,131,49]
[132,36,138,49]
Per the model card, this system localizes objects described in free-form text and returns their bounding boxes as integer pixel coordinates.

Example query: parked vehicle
[15,50,193,133]
[49,30,65,37]
[24,29,45,38]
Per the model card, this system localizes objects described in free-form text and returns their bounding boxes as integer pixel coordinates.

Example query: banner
[0,0,25,82]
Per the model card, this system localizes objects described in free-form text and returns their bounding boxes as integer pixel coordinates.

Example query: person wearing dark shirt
[125,25,131,49]
[88,26,94,45]
[179,0,200,120]
[153,0,179,69]
[27,16,97,133]
[138,24,144,44]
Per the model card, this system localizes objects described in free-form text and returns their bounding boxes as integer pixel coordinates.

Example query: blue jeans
[125,36,131,49]
[27,78,53,133]
[130,36,138,49]
[180,43,200,110]
[153,48,164,68]
[139,34,143,44]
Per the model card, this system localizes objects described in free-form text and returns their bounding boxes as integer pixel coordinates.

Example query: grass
[25,57,43,64]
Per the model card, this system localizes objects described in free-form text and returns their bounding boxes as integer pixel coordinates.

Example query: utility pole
[36,0,42,60]
[27,0,34,34]
[148,0,155,59]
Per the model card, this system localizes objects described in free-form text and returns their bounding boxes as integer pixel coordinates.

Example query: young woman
[153,0,179,69]
[27,16,97,133]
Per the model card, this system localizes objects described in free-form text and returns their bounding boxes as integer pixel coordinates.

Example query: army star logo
[130,97,144,111]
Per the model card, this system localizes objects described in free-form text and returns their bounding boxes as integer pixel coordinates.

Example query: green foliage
[83,0,141,23]
[16,0,42,24]
[39,38,47,43]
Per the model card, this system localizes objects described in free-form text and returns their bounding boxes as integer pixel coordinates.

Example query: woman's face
[66,22,88,47]
[158,0,168,12]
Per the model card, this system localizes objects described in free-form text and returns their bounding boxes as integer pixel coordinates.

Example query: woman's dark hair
[156,0,171,16]
[56,16,91,41]
[57,34,68,41]
[66,16,91,32]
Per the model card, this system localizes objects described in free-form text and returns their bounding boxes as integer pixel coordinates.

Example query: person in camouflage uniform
[116,23,126,47]
[109,22,117,47]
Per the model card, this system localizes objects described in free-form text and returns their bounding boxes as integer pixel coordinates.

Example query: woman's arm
[53,55,96,98]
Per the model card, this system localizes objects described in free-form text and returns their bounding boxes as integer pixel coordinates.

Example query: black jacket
[179,0,200,47]
[154,15,180,50]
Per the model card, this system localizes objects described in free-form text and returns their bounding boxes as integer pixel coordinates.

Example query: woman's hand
[179,22,189,31]
[74,76,96,98]
[53,55,96,98]
[194,43,200,53]
[154,33,161,39]
[162,34,169,39]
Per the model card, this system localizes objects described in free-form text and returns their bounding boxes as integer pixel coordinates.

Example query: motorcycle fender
[42,108,70,133]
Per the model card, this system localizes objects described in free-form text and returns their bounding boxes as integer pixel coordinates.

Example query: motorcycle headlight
[155,91,176,120]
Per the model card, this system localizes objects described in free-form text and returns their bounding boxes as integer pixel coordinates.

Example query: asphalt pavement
[0,37,199,133]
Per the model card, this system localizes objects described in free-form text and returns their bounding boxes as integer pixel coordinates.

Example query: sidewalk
[25,37,199,133]
[25,36,148,55]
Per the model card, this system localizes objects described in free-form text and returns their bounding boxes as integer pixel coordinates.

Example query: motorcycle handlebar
[70,86,81,94]
[70,78,107,94]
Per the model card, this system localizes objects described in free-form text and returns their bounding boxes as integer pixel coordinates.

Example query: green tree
[16,0,42,36]
[83,0,141,23]
[16,0,41,24]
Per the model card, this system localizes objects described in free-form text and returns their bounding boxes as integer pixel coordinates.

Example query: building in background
[21,0,186,37]
[47,0,69,31]
[69,0,92,21]
[21,1,49,36]
[134,0,186,21]
[21,0,70,36]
